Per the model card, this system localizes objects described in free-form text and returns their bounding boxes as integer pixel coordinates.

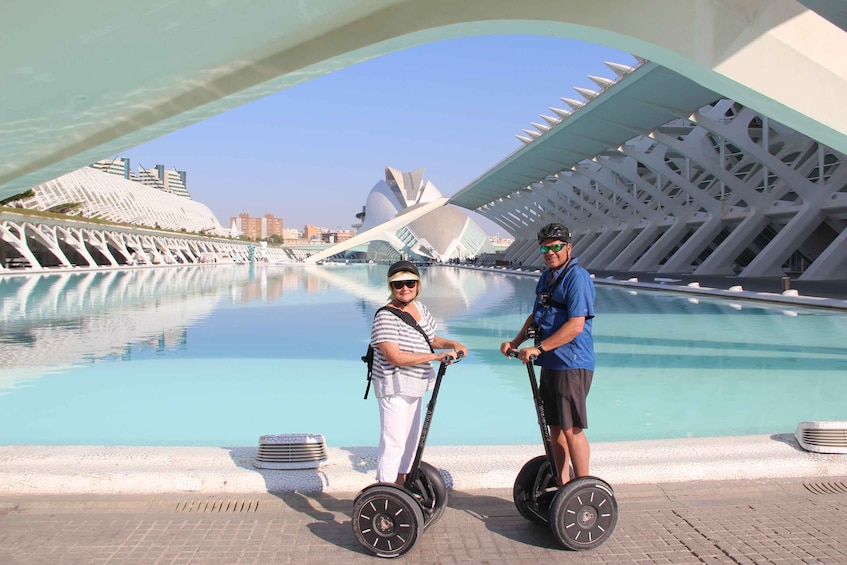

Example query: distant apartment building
[326,229,355,243]
[231,213,284,241]
[281,226,354,245]
[92,158,190,199]
[137,165,190,199]
[303,224,320,241]
[91,157,134,180]
[283,227,303,241]
[302,224,355,243]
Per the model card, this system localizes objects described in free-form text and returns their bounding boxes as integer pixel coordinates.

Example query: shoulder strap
[362,305,435,400]
[539,261,579,310]
[375,306,434,353]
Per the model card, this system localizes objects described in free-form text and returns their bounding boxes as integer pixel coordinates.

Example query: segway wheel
[352,485,425,558]
[513,455,556,524]
[549,476,617,551]
[407,461,448,527]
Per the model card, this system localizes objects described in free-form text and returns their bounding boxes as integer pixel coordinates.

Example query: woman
[370,260,468,485]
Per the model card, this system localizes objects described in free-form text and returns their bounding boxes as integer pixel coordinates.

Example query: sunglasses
[540,243,567,254]
[391,280,418,290]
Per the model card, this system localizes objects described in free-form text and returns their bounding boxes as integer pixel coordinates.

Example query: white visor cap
[388,271,419,283]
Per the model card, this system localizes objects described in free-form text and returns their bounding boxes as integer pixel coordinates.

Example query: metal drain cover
[803,482,847,495]
[175,499,260,513]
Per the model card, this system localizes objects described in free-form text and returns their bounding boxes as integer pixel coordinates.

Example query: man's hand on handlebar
[505,347,537,364]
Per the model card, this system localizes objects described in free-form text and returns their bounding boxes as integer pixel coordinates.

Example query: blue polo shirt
[531,257,596,371]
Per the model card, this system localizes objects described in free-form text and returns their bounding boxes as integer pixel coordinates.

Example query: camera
[525,325,540,340]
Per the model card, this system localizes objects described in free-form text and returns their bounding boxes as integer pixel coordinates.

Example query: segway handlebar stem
[405,351,463,487]
[508,349,559,482]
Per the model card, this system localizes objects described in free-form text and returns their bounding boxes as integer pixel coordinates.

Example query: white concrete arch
[2,0,847,200]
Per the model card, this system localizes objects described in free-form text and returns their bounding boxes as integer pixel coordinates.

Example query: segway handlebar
[443,351,465,364]
[507,349,536,361]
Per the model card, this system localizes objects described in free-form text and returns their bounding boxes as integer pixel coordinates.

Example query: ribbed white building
[15,166,223,235]
[355,167,493,262]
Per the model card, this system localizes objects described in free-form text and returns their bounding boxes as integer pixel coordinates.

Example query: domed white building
[355,167,493,262]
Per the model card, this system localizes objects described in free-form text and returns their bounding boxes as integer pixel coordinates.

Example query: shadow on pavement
[445,489,562,550]
[770,432,805,452]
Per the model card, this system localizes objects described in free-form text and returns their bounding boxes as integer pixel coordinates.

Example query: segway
[352,353,462,558]
[509,350,618,550]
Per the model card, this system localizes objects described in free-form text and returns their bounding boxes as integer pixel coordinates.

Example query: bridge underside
[2,1,846,280]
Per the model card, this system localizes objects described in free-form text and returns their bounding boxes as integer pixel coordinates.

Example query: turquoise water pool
[1,264,845,447]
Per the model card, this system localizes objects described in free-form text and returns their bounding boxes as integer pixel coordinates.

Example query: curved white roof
[17,167,226,235]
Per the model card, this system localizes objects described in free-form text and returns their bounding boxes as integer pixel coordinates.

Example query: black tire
[549,476,618,551]
[407,461,448,527]
[513,455,556,524]
[352,484,425,558]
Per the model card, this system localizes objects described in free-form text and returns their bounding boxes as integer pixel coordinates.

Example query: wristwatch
[537,344,546,354]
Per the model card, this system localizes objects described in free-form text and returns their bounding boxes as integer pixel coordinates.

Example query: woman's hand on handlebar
[441,349,465,365]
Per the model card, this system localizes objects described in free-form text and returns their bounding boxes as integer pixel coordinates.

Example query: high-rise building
[92,158,190,199]
[91,157,134,180]
[137,165,190,199]
[231,213,284,240]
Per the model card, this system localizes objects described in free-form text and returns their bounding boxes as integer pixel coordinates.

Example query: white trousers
[376,394,423,482]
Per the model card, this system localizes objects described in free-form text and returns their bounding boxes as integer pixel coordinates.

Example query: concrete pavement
[1,478,846,564]
[1,435,847,564]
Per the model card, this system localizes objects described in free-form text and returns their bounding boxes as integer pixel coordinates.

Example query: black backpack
[362,306,434,399]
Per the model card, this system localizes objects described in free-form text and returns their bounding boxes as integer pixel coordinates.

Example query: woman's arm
[430,335,468,358]
[377,340,446,366]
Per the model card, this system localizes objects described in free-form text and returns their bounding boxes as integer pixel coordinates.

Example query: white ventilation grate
[795,421,847,454]
[253,433,328,469]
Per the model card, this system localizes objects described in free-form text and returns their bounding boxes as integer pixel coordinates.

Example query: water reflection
[1,264,846,446]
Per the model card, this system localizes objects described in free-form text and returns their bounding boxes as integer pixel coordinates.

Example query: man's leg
[564,426,590,477]
[549,424,570,486]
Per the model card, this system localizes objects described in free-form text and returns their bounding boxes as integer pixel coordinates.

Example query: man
[500,223,596,485]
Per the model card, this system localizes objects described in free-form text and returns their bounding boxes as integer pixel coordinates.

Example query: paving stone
[0,480,845,564]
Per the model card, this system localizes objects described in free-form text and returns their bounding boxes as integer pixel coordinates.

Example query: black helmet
[537,223,572,244]
[387,260,419,280]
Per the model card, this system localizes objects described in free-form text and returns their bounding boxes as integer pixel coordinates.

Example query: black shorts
[539,368,593,430]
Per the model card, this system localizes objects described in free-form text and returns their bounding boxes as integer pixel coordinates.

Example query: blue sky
[122,35,638,235]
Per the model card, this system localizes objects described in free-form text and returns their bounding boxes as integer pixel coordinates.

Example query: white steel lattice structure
[0,211,297,271]
[452,63,847,281]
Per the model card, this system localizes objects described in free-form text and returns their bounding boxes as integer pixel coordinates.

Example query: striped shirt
[370,300,437,398]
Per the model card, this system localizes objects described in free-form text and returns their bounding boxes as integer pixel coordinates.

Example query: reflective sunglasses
[540,243,566,254]
[391,280,418,290]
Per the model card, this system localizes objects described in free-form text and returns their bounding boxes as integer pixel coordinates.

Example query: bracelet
[537,344,546,354]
